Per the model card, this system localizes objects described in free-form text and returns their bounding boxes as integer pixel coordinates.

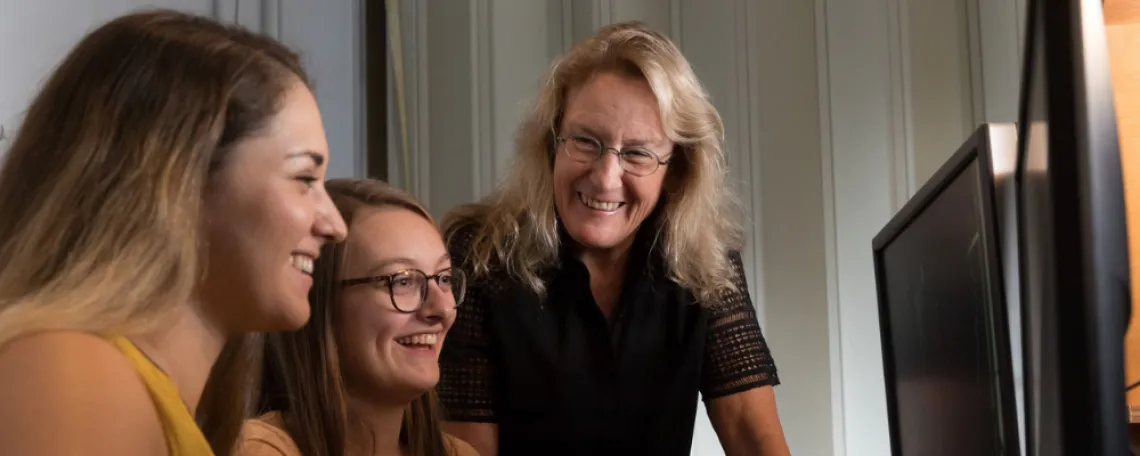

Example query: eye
[296,176,318,188]
[571,136,600,151]
[388,272,423,295]
[622,149,657,164]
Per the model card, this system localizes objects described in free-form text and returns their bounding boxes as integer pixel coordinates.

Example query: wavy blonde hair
[0,9,310,454]
[442,21,744,304]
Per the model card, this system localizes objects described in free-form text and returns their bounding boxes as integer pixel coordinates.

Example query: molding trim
[413,0,431,202]
[887,0,915,209]
[561,0,574,51]
[669,0,682,42]
[471,0,495,197]
[966,0,987,127]
[734,0,764,319]
[815,0,845,454]
[593,0,612,28]
[351,0,365,177]
[261,0,281,39]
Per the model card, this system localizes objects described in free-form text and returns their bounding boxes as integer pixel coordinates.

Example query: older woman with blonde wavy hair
[438,21,790,456]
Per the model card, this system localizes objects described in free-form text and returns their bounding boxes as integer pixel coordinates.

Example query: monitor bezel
[1014,0,1130,454]
[872,124,1023,456]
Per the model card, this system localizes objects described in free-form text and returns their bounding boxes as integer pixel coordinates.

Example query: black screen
[880,157,1015,456]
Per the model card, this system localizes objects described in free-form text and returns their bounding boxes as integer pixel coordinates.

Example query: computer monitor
[872,123,1022,456]
[1015,0,1131,455]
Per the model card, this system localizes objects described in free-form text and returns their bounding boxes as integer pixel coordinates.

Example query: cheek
[273,191,316,235]
[627,175,665,207]
[338,296,401,351]
[552,156,582,193]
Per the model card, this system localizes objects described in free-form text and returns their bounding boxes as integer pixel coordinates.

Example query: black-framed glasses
[341,268,467,313]
[553,133,671,177]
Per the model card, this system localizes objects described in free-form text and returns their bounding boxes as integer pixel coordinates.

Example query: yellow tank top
[109,336,215,456]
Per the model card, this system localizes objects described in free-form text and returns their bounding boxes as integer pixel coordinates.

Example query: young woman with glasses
[238,178,477,456]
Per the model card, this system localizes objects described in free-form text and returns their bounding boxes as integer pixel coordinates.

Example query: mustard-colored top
[109,336,214,456]
[236,412,480,456]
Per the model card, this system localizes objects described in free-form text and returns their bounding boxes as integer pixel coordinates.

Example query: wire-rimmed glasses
[553,133,671,177]
[341,268,467,313]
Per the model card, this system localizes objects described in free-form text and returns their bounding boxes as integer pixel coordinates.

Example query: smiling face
[553,70,673,254]
[336,207,459,405]
[200,80,348,333]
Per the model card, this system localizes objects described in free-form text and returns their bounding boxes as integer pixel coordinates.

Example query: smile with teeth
[290,254,314,275]
[395,333,438,348]
[578,192,624,212]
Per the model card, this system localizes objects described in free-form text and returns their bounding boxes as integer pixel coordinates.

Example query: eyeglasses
[553,133,671,177]
[341,268,467,313]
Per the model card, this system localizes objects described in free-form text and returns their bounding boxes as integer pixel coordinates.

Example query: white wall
[0,0,366,179]
[392,0,1027,455]
[389,0,829,454]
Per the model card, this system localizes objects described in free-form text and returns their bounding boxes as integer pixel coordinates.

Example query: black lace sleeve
[700,251,780,401]
[437,227,498,422]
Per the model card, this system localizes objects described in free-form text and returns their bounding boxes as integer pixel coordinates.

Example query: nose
[588,149,624,190]
[314,191,348,243]
[416,280,455,322]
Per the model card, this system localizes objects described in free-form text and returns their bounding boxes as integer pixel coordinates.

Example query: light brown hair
[0,9,310,455]
[442,21,744,305]
[256,178,452,456]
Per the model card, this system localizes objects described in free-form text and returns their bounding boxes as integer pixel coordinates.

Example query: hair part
[0,9,309,455]
[442,21,744,305]
[257,178,452,456]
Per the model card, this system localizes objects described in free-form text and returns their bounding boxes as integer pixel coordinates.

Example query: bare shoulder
[0,331,164,455]
[445,432,483,456]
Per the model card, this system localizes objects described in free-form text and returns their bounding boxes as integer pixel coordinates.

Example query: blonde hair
[442,21,744,305]
[0,9,309,454]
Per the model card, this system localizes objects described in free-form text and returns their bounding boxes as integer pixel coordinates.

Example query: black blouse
[438,224,780,455]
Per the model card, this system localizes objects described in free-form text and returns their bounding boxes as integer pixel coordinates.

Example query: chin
[567,225,627,250]
[262,298,311,331]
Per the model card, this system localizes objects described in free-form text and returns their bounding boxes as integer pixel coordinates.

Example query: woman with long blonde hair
[239,179,476,456]
[0,9,346,456]
[439,21,790,455]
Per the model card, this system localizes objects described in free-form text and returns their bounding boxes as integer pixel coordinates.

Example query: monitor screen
[878,154,1017,456]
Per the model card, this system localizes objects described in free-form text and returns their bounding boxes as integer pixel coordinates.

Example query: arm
[700,251,790,456]
[0,332,166,456]
[707,386,790,456]
[439,229,500,456]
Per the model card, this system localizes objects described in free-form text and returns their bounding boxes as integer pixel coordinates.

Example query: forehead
[242,81,330,164]
[342,207,444,271]
[562,71,665,140]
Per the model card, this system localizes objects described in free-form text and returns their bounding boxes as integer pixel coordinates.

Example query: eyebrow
[287,150,325,167]
[366,253,452,275]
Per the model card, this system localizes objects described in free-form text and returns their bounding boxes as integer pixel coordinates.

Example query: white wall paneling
[970,0,1027,124]
[393,0,1025,454]
[394,0,836,454]
[0,0,215,160]
[818,0,1023,454]
[0,0,366,178]
[278,0,365,179]
[818,0,896,453]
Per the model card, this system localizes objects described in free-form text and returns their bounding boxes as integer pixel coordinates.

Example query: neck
[346,396,407,456]
[579,238,633,280]
[128,304,226,414]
